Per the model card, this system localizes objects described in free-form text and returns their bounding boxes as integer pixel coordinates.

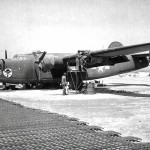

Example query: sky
[0,0,150,57]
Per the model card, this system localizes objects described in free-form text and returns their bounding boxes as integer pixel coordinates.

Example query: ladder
[67,69,87,92]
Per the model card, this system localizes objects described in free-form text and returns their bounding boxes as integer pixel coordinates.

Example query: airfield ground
[0,73,150,144]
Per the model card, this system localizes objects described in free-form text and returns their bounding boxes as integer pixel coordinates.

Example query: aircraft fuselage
[0,53,149,87]
[87,55,149,80]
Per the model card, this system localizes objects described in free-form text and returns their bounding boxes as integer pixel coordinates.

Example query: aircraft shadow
[95,87,150,97]
[106,83,150,87]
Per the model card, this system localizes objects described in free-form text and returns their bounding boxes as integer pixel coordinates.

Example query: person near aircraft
[76,50,87,71]
[76,51,81,71]
[80,55,88,71]
[61,73,67,95]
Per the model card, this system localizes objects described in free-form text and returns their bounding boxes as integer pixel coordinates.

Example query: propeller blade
[149,50,150,62]
[38,51,46,64]
[5,50,7,59]
[33,51,47,72]
[2,59,5,70]
[33,51,46,64]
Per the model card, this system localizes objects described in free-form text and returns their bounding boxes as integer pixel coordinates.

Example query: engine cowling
[38,55,65,72]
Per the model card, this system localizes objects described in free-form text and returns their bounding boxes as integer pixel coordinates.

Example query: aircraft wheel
[2,83,9,90]
[22,84,30,89]
[9,85,16,90]
[30,84,34,88]
[23,84,31,89]
[22,84,26,89]
[26,84,31,89]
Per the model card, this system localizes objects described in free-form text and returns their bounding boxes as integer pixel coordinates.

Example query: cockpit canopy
[13,51,42,60]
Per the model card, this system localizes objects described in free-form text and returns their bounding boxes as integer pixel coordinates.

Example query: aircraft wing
[63,43,150,61]
[132,53,149,57]
[90,43,150,57]
[62,42,150,67]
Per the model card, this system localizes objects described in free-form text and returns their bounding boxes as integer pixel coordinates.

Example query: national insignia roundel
[3,68,12,78]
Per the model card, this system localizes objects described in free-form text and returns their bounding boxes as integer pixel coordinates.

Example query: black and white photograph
[0,0,150,149]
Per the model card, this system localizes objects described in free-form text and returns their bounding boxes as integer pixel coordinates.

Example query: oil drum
[87,82,95,94]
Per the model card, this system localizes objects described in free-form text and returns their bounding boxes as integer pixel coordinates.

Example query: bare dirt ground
[0,74,150,142]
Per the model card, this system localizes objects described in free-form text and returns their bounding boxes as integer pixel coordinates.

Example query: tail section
[108,41,123,49]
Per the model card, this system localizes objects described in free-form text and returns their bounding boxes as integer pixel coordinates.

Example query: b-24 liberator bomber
[0,41,149,89]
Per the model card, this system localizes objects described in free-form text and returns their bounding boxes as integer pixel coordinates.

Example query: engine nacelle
[39,55,65,72]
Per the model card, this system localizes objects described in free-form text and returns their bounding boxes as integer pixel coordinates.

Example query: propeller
[149,50,150,63]
[38,51,46,64]
[33,51,47,71]
[1,50,7,71]
[2,59,5,71]
[5,50,7,59]
[33,51,46,64]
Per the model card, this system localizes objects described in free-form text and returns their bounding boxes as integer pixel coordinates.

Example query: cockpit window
[18,56,26,60]
[13,55,32,60]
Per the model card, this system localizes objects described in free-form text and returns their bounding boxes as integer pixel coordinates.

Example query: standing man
[76,51,81,71]
[61,73,67,95]
[76,50,88,71]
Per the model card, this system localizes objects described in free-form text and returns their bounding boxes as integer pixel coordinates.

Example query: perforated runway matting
[0,98,150,150]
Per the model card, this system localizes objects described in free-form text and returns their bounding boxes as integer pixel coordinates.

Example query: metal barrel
[87,82,95,94]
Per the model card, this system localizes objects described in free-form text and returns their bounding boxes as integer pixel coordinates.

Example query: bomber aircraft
[0,41,150,90]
